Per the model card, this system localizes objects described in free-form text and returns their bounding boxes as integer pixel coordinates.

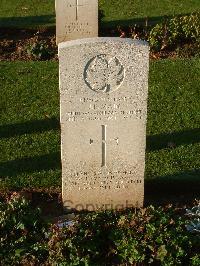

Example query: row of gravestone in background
[57,0,149,211]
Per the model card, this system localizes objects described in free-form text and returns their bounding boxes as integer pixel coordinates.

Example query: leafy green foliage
[27,41,54,60]
[111,206,197,265]
[0,194,48,264]
[190,254,200,266]
[47,206,200,265]
[186,204,200,235]
[0,197,199,265]
[175,42,200,58]
[149,13,200,51]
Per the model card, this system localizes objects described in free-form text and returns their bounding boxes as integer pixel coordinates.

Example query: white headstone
[59,38,149,211]
[56,0,98,44]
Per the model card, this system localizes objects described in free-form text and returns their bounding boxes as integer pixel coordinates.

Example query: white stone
[59,38,149,211]
[56,0,98,44]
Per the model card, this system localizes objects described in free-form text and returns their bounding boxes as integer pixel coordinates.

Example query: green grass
[100,0,200,27]
[146,58,200,192]
[0,58,200,191]
[0,0,55,28]
[0,62,60,189]
[0,0,200,28]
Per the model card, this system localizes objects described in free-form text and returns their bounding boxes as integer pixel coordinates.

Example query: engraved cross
[101,125,107,167]
[71,0,87,21]
[89,125,119,167]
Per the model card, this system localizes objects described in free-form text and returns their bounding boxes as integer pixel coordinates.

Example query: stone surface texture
[59,38,149,211]
[56,0,98,44]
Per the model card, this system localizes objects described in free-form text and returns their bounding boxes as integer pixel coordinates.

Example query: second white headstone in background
[56,0,98,44]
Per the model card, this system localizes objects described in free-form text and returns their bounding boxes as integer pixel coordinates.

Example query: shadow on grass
[0,118,60,138]
[0,152,61,177]
[146,128,200,152]
[144,170,200,205]
[0,13,192,30]
[0,154,199,197]
[145,169,200,194]
[101,16,163,30]
[0,15,55,29]
[1,120,199,151]
[100,13,194,31]
[0,119,199,196]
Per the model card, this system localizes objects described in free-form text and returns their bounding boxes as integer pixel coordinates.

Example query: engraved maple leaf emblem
[84,54,125,93]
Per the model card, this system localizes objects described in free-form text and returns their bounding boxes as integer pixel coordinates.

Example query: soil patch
[0,27,199,61]
[0,27,57,61]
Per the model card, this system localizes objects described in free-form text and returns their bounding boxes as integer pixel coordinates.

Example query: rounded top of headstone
[58,37,149,50]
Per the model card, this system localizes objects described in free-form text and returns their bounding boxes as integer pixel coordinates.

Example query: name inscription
[64,96,144,122]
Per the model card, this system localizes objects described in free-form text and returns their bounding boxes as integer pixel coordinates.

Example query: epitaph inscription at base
[56,0,98,44]
[59,38,149,211]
